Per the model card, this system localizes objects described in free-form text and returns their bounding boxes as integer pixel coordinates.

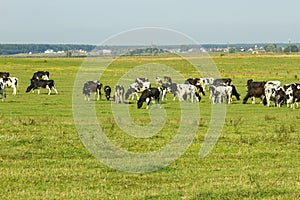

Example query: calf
[137,88,162,109]
[104,85,112,101]
[243,79,266,104]
[26,79,58,95]
[0,72,10,78]
[31,71,50,80]
[209,85,238,104]
[82,80,102,101]
[2,77,18,95]
[114,84,125,103]
[0,79,6,102]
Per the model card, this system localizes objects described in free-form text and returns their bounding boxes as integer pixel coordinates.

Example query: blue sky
[1,0,299,44]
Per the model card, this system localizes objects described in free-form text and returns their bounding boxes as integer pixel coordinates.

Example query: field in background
[0,55,299,199]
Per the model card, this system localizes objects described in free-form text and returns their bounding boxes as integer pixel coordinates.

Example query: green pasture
[0,55,299,199]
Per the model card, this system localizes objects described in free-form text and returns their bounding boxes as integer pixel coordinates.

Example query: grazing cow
[2,77,18,95]
[137,88,162,109]
[285,84,300,109]
[0,72,10,78]
[104,85,112,101]
[243,79,266,104]
[0,79,6,102]
[114,84,125,103]
[125,80,151,100]
[26,79,58,95]
[31,71,50,80]
[213,78,232,86]
[82,81,102,101]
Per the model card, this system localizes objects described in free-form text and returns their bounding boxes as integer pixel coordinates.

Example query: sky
[1,0,299,45]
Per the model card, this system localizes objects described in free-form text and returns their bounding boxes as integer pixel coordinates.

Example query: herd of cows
[0,71,58,102]
[82,76,300,109]
[1,71,300,110]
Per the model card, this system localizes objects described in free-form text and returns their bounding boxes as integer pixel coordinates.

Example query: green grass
[0,55,299,199]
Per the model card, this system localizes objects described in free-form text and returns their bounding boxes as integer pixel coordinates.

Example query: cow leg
[146,98,150,109]
[251,97,256,104]
[12,86,17,95]
[37,89,40,95]
[52,86,58,94]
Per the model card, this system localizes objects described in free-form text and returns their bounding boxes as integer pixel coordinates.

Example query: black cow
[31,71,50,80]
[0,72,10,78]
[104,85,112,101]
[213,78,232,86]
[26,79,58,95]
[82,81,102,101]
[137,88,162,109]
[243,79,266,104]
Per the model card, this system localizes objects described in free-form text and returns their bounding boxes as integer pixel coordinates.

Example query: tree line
[0,44,96,55]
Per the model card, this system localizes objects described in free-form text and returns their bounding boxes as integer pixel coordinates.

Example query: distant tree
[284,45,299,53]
[264,44,277,52]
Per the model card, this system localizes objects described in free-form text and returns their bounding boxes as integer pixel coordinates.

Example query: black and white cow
[31,71,50,80]
[2,77,18,95]
[0,72,10,78]
[114,84,125,104]
[284,84,300,109]
[264,81,284,107]
[0,78,6,102]
[243,79,266,104]
[26,79,58,95]
[82,81,102,101]
[104,85,112,101]
[137,88,162,109]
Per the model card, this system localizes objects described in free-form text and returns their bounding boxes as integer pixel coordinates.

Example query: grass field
[0,54,299,199]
